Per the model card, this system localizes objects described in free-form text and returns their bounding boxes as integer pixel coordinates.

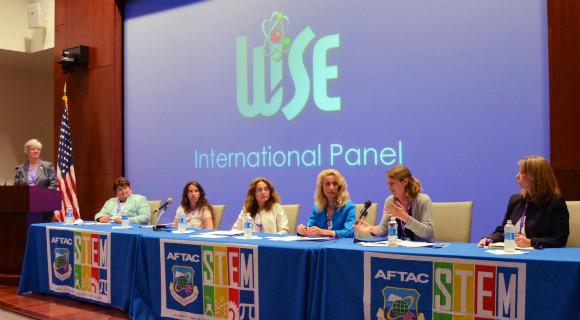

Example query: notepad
[488,242,534,250]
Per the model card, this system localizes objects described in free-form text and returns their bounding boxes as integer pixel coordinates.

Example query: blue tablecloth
[312,239,580,320]
[129,231,334,320]
[18,223,152,311]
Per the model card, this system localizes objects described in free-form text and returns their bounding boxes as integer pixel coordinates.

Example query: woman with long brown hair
[172,180,214,229]
[478,156,569,248]
[231,177,289,234]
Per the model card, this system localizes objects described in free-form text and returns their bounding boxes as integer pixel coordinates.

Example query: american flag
[54,94,80,221]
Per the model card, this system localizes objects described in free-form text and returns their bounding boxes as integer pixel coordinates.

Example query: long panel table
[18,224,580,320]
[129,231,330,320]
[18,223,152,311]
[312,240,580,320]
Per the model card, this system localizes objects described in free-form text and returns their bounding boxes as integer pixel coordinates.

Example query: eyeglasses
[256,187,270,193]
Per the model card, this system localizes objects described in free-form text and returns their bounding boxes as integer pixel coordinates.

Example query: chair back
[355,203,379,239]
[282,204,300,234]
[566,201,580,247]
[432,201,473,242]
[148,200,162,225]
[212,205,225,230]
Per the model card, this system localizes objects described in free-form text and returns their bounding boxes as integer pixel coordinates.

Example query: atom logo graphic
[262,11,291,62]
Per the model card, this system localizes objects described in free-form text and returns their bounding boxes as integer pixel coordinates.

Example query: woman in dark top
[478,156,569,249]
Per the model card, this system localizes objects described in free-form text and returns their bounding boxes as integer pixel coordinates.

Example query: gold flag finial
[64,82,67,95]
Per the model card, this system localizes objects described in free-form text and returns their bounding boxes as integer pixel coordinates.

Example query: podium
[0,186,61,285]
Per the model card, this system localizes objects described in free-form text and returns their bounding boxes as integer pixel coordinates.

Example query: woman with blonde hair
[478,156,569,249]
[354,165,434,241]
[232,177,289,234]
[297,169,356,238]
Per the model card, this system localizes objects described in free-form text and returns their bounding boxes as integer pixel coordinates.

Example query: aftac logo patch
[53,248,72,281]
[169,265,199,306]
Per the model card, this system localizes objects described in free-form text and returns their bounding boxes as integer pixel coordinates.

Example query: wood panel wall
[548,0,580,201]
[55,0,578,222]
[54,0,123,220]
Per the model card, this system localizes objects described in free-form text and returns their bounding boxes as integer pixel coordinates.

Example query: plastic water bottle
[244,213,253,238]
[178,208,186,232]
[388,217,398,247]
[504,219,515,253]
[121,208,129,228]
[66,205,73,225]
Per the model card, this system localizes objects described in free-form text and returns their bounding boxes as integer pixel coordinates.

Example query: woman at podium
[14,139,57,190]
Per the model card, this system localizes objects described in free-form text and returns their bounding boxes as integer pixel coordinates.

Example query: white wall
[0,0,55,53]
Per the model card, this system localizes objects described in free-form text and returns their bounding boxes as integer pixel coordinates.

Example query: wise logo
[236,11,341,121]
[365,253,526,320]
[161,240,259,320]
[47,228,111,303]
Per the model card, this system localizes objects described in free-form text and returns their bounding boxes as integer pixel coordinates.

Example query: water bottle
[178,208,186,232]
[504,219,515,253]
[121,208,129,228]
[388,217,398,247]
[66,205,73,225]
[244,213,253,238]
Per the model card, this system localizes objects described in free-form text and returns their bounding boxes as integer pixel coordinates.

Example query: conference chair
[355,203,379,239]
[566,201,580,247]
[281,204,300,234]
[148,200,162,225]
[432,201,473,243]
[212,205,225,229]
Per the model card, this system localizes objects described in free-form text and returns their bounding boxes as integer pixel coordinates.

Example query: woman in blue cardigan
[297,169,356,238]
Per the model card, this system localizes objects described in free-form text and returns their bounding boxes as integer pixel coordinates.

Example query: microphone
[354,200,372,243]
[358,200,372,220]
[158,198,173,212]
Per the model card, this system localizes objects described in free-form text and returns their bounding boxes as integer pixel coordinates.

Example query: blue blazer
[307,201,356,238]
[14,159,58,190]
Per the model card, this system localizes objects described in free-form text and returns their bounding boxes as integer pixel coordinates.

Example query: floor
[0,285,131,320]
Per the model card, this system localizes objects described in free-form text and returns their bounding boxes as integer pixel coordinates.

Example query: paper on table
[204,230,244,236]
[189,234,227,238]
[266,236,333,241]
[233,235,263,240]
[488,242,534,250]
[112,226,133,229]
[172,230,195,234]
[486,249,528,255]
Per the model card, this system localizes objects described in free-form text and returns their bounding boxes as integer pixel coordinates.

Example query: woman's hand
[99,215,111,223]
[113,216,122,224]
[515,234,531,248]
[477,238,492,247]
[385,202,410,222]
[299,225,335,237]
[297,224,307,235]
[353,219,378,234]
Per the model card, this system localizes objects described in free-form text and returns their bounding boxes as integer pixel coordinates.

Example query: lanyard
[186,208,198,224]
[325,208,333,230]
[28,165,38,185]
[519,200,529,231]
[400,201,412,235]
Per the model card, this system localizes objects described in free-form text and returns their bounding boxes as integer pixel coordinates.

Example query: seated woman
[478,156,569,249]
[172,180,214,229]
[95,177,151,224]
[354,165,434,242]
[297,169,356,238]
[232,177,289,234]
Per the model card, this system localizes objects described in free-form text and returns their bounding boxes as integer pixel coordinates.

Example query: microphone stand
[153,205,170,231]
[353,210,369,243]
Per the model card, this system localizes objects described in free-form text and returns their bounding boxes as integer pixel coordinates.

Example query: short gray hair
[24,139,42,154]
